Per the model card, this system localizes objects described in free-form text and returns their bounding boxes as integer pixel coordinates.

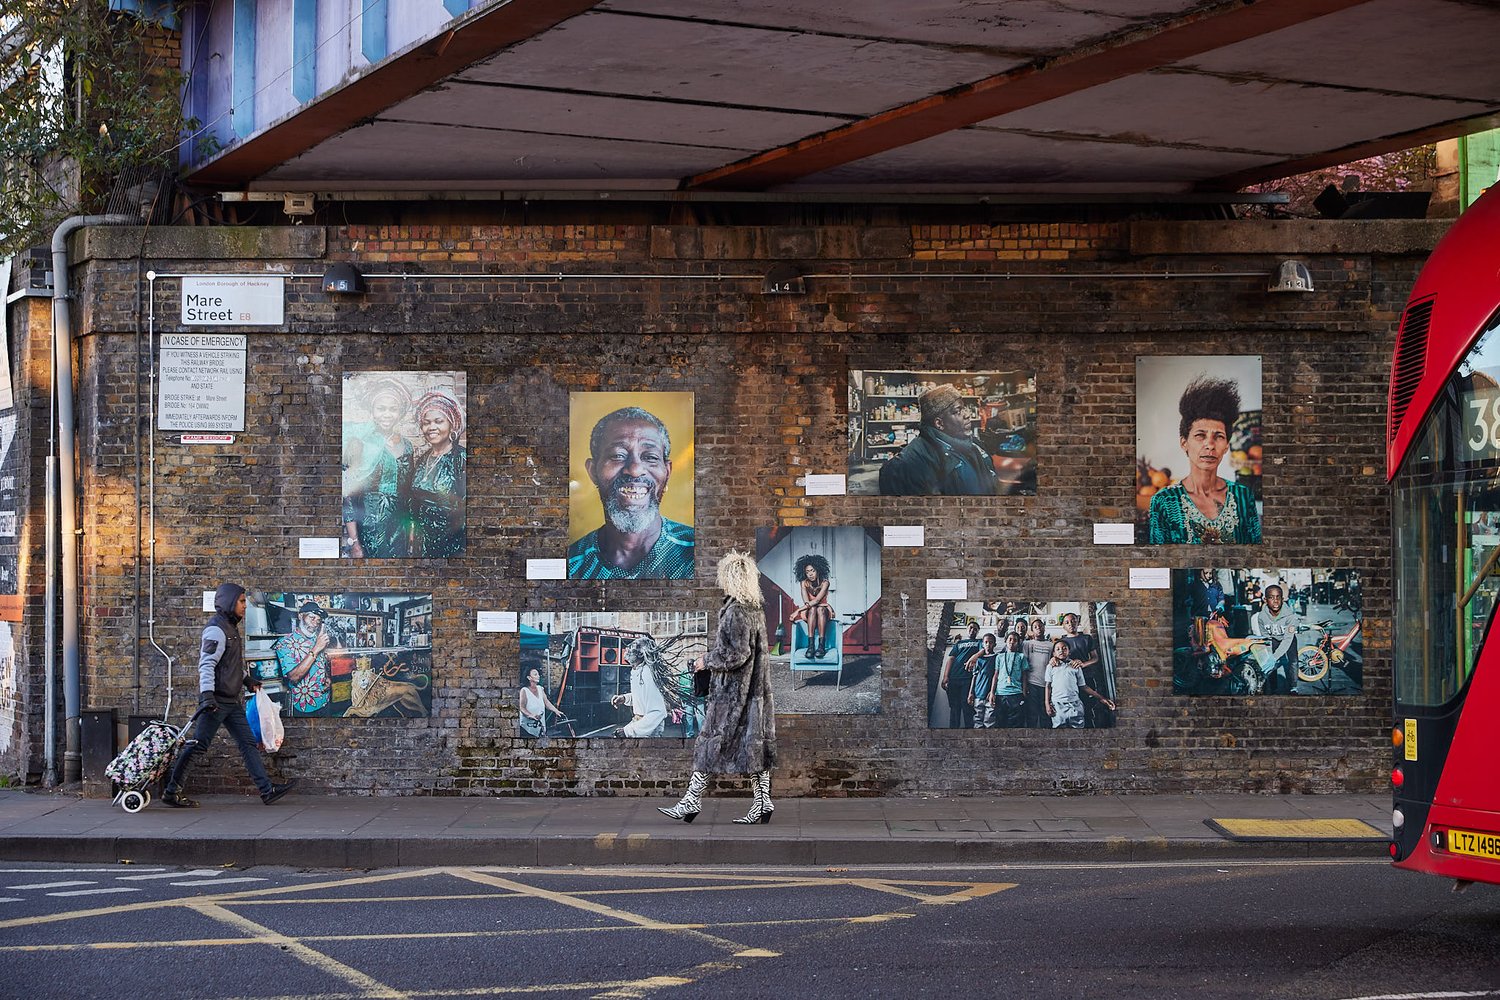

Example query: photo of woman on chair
[789,554,833,659]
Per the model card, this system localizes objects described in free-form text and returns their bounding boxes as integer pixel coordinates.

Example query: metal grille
[1389,297,1434,446]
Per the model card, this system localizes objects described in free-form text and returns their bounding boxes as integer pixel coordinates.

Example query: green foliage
[0,1,191,257]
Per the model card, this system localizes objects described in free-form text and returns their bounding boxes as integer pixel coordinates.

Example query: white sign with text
[180,275,284,326]
[158,334,247,431]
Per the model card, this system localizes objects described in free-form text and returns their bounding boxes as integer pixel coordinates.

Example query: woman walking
[660,551,777,824]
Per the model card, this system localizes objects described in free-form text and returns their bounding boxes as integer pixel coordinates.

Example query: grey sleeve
[704,603,754,674]
[198,625,226,693]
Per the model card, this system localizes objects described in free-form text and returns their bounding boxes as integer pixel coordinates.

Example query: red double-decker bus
[1389,184,1500,884]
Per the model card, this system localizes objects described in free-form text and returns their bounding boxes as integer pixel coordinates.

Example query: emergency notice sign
[158,334,247,432]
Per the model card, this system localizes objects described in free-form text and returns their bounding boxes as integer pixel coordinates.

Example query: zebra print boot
[658,771,708,823]
[734,770,774,824]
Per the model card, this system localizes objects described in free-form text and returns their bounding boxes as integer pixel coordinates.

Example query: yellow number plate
[1448,828,1500,861]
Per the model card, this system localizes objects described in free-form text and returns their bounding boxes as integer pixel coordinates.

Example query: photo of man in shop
[569,403,694,580]
[878,384,999,496]
[274,602,332,717]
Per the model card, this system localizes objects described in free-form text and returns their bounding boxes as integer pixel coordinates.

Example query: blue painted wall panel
[232,0,257,138]
[362,0,388,63]
[293,0,318,103]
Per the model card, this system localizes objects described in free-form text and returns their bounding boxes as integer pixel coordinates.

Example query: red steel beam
[686,0,1379,191]
[188,0,603,187]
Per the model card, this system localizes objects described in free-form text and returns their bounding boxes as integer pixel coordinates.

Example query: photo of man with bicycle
[1172,567,1362,696]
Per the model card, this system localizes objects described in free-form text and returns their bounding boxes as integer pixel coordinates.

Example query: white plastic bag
[254,692,285,752]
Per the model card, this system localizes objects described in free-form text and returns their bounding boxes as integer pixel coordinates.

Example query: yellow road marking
[0,867,443,931]
[733,948,780,958]
[0,915,907,952]
[446,868,749,953]
[940,882,1018,902]
[848,878,949,903]
[223,881,819,906]
[190,901,408,1000]
[847,912,916,923]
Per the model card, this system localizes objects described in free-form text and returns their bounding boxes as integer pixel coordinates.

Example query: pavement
[0,787,1394,868]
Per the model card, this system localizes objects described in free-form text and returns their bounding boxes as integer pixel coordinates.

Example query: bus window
[1394,309,1500,706]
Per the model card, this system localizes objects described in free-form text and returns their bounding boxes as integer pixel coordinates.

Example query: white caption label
[883,525,925,547]
[476,611,518,633]
[298,537,341,560]
[1093,523,1135,545]
[926,578,968,600]
[202,590,217,612]
[1129,567,1172,589]
[803,474,848,496]
[526,558,567,580]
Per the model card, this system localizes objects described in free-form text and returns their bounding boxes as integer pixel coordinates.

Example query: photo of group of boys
[927,601,1118,730]
[248,592,434,718]
[1171,568,1362,696]
[756,526,882,715]
[517,611,708,740]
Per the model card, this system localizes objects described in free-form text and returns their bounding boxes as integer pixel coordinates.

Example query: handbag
[692,668,710,699]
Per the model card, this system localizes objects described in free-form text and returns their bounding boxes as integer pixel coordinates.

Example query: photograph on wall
[1136,356,1262,544]
[342,370,467,558]
[1171,568,1362,695]
[847,369,1037,495]
[755,525,881,714]
[517,611,708,739]
[568,391,694,580]
[248,593,435,718]
[927,601,1118,729]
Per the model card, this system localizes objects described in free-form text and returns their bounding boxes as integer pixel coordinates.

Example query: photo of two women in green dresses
[341,371,467,559]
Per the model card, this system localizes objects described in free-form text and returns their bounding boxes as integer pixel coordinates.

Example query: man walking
[162,584,295,807]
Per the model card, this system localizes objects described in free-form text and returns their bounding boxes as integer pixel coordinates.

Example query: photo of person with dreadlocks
[518,611,708,740]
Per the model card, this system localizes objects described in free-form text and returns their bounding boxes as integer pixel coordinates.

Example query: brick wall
[18,217,1434,796]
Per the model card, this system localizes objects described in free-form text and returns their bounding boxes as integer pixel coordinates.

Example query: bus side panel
[1395,635,1500,879]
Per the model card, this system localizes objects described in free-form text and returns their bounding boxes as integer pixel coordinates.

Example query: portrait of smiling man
[568,393,695,580]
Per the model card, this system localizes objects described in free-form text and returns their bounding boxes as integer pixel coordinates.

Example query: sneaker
[160,791,198,808]
[261,779,297,805]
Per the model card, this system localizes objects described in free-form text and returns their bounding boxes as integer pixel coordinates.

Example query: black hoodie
[198,583,248,700]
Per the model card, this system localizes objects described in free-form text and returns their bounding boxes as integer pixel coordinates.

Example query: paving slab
[0,788,1394,868]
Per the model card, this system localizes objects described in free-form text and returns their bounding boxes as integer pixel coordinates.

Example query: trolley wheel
[1297,648,1329,683]
[141,790,152,808]
[120,790,147,813]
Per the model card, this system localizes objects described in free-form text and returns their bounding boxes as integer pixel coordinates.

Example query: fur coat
[692,597,777,774]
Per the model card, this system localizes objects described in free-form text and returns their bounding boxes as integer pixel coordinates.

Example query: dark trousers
[1024,685,1048,727]
[995,693,1026,728]
[947,673,974,729]
[165,698,273,796]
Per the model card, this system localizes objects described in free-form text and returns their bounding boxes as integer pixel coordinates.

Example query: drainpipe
[49,215,135,784]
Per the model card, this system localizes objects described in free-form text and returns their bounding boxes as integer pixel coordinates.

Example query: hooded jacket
[878,423,999,496]
[199,583,249,701]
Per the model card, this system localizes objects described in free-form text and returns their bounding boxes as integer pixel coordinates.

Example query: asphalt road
[0,858,1495,999]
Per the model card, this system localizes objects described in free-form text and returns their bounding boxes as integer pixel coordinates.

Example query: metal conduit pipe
[49,214,136,784]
